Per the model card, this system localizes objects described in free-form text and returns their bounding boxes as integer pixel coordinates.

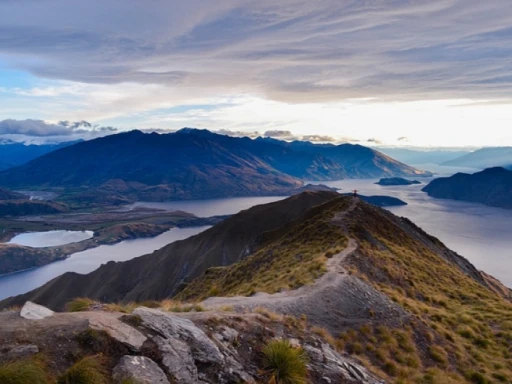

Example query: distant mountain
[377,147,470,165]
[375,177,421,186]
[0,140,82,170]
[422,167,512,209]
[0,129,430,201]
[442,147,512,169]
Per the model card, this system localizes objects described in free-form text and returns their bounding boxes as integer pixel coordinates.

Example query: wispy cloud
[1,0,512,103]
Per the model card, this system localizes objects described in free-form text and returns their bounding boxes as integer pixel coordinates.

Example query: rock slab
[113,355,169,384]
[88,312,147,351]
[20,301,54,320]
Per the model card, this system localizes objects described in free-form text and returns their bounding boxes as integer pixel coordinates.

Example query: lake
[0,226,210,300]
[8,230,94,248]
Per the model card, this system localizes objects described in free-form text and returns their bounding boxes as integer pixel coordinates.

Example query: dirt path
[202,198,409,334]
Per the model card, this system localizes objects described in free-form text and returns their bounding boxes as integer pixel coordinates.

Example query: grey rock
[88,312,147,351]
[20,301,54,320]
[113,355,169,384]
[4,344,39,359]
[304,343,381,384]
[133,307,224,364]
[154,335,198,384]
[220,326,239,343]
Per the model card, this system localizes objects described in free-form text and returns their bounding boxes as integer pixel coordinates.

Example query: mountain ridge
[0,129,431,202]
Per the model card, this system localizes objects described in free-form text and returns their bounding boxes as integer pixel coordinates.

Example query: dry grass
[65,297,96,312]
[57,355,108,384]
[0,357,50,384]
[338,203,512,383]
[177,199,349,301]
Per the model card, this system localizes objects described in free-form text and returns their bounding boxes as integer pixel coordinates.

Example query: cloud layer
[1,0,512,103]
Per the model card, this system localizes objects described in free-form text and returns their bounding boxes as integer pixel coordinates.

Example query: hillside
[422,167,512,209]
[2,192,510,382]
[0,191,340,308]
[443,146,512,169]
[0,199,69,217]
[0,140,81,170]
[0,188,25,200]
[0,129,430,201]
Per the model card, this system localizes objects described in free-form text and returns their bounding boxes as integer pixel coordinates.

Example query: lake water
[0,226,210,300]
[8,230,94,248]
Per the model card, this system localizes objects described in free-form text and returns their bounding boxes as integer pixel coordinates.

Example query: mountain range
[0,140,81,171]
[0,129,431,202]
[442,147,512,169]
[377,147,470,165]
[423,167,512,209]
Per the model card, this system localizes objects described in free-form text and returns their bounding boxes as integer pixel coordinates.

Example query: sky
[1,0,512,146]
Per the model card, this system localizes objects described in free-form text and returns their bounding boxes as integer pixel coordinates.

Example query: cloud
[397,136,408,142]
[1,0,512,106]
[367,138,382,145]
[0,119,118,141]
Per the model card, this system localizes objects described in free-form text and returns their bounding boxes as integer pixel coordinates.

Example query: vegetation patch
[57,355,108,384]
[65,298,97,312]
[0,358,50,384]
[261,339,308,384]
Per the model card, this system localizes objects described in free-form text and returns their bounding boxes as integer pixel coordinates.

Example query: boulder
[113,355,169,384]
[20,301,54,320]
[133,307,223,364]
[154,336,198,384]
[87,313,147,351]
[3,344,39,360]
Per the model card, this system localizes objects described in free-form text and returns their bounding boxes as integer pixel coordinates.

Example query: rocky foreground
[0,301,381,384]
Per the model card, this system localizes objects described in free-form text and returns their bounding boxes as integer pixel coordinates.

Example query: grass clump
[261,339,308,384]
[65,297,96,312]
[57,355,108,384]
[0,358,50,384]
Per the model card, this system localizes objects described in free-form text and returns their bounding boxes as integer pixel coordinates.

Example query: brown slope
[0,191,340,310]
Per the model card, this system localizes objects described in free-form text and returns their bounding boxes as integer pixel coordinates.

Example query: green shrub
[261,339,308,384]
[0,359,50,384]
[57,355,108,384]
[65,297,95,312]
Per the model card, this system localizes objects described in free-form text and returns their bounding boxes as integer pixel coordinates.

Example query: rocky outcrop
[0,303,383,384]
[87,312,147,351]
[20,301,54,320]
[112,355,170,384]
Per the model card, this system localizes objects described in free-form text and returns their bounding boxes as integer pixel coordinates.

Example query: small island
[376,177,422,186]
[343,193,407,207]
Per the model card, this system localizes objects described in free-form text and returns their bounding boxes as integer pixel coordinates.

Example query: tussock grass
[65,297,96,312]
[57,355,108,384]
[0,358,50,384]
[261,339,308,384]
[339,203,512,382]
